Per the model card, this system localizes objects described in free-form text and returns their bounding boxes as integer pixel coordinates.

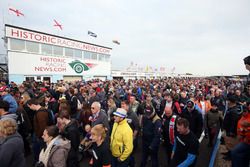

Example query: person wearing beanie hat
[144,106,155,118]
[181,100,203,139]
[110,108,133,167]
[140,105,162,167]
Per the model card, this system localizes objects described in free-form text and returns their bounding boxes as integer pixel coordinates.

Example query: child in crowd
[79,124,92,152]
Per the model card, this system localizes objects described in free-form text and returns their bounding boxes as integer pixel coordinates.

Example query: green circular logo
[74,63,84,73]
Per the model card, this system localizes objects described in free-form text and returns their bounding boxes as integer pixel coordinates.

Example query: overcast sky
[0,0,250,76]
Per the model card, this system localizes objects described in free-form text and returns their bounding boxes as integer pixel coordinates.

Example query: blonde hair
[0,119,17,136]
[91,124,106,140]
[108,98,116,108]
[21,92,31,104]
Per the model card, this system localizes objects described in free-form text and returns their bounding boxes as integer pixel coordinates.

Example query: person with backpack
[27,98,49,164]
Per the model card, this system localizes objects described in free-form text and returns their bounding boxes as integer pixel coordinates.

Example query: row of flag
[8,7,120,45]
[127,62,176,73]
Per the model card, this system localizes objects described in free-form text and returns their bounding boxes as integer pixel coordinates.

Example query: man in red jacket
[231,104,250,167]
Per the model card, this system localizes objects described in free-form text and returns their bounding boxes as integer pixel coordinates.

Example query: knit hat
[186,100,195,108]
[144,106,155,116]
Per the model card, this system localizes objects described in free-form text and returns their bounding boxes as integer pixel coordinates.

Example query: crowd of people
[0,58,249,167]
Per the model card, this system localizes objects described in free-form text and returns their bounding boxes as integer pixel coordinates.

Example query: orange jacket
[195,100,212,113]
[237,112,250,145]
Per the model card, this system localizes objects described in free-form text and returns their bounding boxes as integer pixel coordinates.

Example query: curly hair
[0,119,17,136]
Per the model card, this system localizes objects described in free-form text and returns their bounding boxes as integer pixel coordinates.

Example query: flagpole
[2,8,5,26]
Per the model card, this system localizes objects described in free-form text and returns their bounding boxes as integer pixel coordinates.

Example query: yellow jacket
[110,119,133,161]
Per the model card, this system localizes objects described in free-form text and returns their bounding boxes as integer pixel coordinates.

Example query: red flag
[9,7,24,17]
[53,19,63,30]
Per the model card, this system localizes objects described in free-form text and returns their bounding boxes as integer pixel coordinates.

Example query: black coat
[0,133,26,167]
[181,108,203,139]
[223,105,242,136]
[142,115,162,151]
[61,120,80,167]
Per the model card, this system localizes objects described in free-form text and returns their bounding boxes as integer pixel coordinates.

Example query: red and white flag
[53,19,63,30]
[9,7,24,17]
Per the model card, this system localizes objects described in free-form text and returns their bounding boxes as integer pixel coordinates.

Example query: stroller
[78,139,93,162]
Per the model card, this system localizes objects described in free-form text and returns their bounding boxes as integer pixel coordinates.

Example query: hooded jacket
[181,100,203,138]
[2,94,18,113]
[47,137,71,167]
[142,114,162,150]
[0,113,18,120]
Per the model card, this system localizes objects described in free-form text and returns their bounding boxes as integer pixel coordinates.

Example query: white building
[4,24,112,84]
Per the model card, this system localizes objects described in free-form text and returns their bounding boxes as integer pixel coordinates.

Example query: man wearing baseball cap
[110,108,133,167]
